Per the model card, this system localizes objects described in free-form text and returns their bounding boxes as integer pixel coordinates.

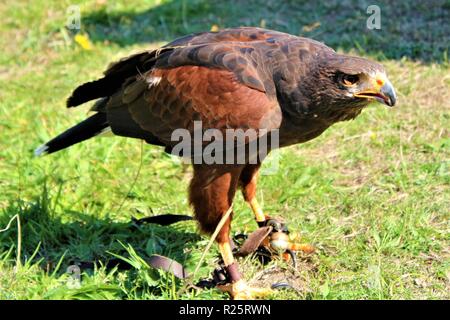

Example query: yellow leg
[217,240,272,300]
[218,242,234,266]
[249,198,266,223]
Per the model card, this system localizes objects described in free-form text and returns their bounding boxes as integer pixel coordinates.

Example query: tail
[36,49,167,156]
[34,112,109,156]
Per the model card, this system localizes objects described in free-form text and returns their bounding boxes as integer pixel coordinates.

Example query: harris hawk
[35,27,396,299]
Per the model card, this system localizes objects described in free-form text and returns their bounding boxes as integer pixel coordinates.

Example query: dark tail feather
[66,78,116,108]
[34,113,109,156]
[66,51,159,108]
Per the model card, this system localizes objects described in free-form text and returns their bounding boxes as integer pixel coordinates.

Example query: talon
[247,197,316,258]
[282,251,292,262]
[265,218,288,233]
[289,242,315,254]
[218,279,273,300]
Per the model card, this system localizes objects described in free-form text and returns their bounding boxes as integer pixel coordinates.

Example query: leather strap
[225,262,241,282]
[147,254,189,279]
[74,255,189,280]
[236,226,273,257]
[132,214,193,226]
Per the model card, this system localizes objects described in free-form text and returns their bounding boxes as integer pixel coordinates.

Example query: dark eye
[342,74,359,86]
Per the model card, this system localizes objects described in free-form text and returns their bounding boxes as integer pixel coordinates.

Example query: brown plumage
[36,27,396,299]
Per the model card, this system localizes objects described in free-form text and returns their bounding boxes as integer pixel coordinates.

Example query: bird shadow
[0,186,200,278]
[79,0,449,63]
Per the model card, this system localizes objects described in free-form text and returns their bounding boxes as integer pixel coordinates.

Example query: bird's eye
[342,74,359,86]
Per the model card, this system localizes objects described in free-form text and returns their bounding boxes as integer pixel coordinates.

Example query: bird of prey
[35,27,396,299]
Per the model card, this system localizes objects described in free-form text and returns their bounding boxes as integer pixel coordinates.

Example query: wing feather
[107,66,281,147]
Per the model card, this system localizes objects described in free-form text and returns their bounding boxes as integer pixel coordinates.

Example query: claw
[289,242,315,254]
[218,279,273,300]
[236,219,315,267]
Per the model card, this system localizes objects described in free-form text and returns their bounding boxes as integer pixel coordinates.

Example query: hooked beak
[354,75,397,107]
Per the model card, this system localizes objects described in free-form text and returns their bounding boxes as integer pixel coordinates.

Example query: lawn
[0,0,448,300]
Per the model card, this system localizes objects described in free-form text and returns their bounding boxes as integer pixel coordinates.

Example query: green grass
[0,0,449,300]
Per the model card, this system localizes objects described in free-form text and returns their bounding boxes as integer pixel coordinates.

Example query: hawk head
[315,54,397,112]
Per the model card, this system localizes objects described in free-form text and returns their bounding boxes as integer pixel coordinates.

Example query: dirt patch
[244,256,317,294]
